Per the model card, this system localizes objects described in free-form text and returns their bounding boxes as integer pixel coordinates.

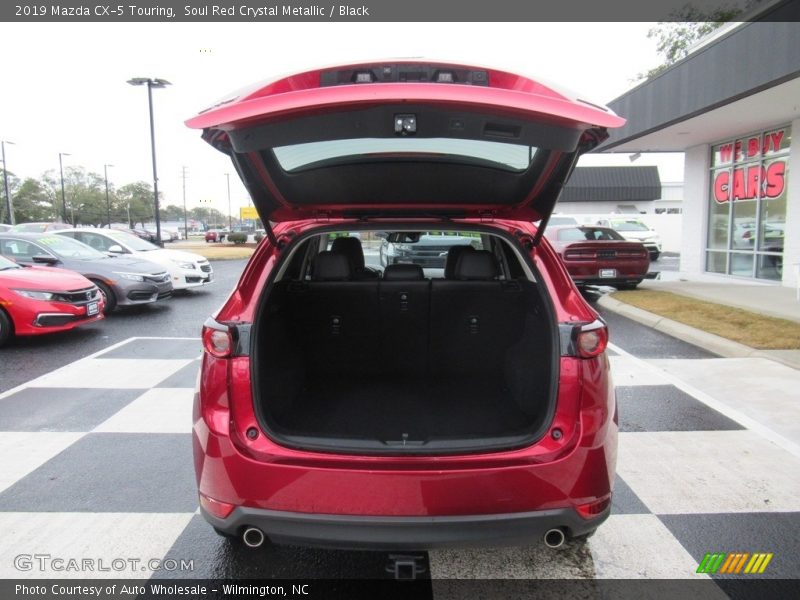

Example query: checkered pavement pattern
[1,336,799,585]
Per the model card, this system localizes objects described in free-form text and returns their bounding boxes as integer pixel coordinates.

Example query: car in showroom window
[187,61,624,551]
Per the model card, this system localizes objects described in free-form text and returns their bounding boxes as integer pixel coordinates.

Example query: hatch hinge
[264,220,279,247]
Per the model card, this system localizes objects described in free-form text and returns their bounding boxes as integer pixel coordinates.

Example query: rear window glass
[274,138,536,172]
[555,227,623,241]
[610,219,649,232]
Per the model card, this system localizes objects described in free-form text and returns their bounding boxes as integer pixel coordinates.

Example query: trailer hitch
[385,554,427,580]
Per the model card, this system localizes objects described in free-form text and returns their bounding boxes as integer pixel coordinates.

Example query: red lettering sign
[713,158,786,203]
[764,161,785,198]
[747,137,760,158]
[719,144,733,163]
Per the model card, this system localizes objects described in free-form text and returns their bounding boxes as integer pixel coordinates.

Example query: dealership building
[600,0,800,287]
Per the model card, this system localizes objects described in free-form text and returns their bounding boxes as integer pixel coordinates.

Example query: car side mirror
[108,244,124,254]
[32,254,59,265]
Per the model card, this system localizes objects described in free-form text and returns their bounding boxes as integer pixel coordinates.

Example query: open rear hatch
[186,60,624,233]
[188,61,624,454]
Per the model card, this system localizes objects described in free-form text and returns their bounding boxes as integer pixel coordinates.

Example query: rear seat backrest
[431,251,525,375]
[290,251,380,375]
[379,264,430,376]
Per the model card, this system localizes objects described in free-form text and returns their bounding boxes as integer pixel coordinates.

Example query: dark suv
[188,61,623,551]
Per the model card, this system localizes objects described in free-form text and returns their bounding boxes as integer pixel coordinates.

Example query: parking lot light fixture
[58,152,71,224]
[1,140,15,225]
[127,77,171,247]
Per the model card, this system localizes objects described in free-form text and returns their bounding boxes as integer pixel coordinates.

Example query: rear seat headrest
[444,245,476,279]
[312,251,351,281]
[330,236,365,270]
[383,263,425,281]
[454,250,499,280]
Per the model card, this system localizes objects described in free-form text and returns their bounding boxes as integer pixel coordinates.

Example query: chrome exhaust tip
[544,528,566,548]
[242,526,265,548]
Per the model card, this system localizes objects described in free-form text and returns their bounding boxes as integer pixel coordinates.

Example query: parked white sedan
[55,228,213,290]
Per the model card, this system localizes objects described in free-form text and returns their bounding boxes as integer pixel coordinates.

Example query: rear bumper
[201,505,610,550]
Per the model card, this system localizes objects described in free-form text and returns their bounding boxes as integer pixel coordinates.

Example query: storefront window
[707,125,790,281]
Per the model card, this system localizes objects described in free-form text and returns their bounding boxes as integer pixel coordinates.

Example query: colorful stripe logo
[697,552,773,574]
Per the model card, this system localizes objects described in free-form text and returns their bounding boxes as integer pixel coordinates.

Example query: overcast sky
[0,22,685,216]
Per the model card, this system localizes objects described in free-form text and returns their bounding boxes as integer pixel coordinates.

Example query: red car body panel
[192,220,616,518]
[188,62,621,547]
[0,264,104,337]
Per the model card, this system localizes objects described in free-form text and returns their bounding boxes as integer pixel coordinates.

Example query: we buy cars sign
[712,127,789,204]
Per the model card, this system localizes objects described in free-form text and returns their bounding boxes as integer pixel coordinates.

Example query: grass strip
[611,290,800,350]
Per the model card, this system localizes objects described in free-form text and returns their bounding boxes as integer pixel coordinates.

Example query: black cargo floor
[276,375,534,442]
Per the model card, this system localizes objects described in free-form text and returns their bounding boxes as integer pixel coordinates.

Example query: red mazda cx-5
[187,61,622,550]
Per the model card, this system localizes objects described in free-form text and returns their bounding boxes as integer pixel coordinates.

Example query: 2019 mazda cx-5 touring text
[188,61,622,550]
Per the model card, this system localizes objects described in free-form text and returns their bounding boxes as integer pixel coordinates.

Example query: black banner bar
[2,578,798,600]
[2,0,799,23]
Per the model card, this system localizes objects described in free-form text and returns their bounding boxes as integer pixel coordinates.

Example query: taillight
[576,496,611,519]
[576,320,608,358]
[564,249,595,260]
[199,493,235,519]
[202,318,233,358]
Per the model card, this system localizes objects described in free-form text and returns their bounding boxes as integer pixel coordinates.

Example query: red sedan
[545,225,650,289]
[0,255,104,346]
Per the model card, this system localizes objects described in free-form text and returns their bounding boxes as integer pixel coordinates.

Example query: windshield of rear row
[273,138,537,172]
[37,235,107,260]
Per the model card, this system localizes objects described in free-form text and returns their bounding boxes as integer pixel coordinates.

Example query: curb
[597,294,800,370]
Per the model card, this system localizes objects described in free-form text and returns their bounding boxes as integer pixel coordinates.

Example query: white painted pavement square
[93,388,195,433]
[617,431,800,514]
[0,432,85,494]
[608,355,671,387]
[24,358,194,389]
[649,358,800,445]
[0,512,195,579]
[428,515,709,580]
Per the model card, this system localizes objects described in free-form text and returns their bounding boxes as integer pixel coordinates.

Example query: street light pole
[127,77,171,247]
[104,164,114,229]
[225,173,232,231]
[182,166,188,239]
[1,140,15,225]
[58,152,71,224]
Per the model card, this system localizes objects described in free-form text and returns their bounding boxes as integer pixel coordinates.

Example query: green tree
[115,181,159,227]
[0,168,20,224]
[636,3,744,81]
[12,177,58,223]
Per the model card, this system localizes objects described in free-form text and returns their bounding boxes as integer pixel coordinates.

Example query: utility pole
[225,173,232,231]
[104,164,114,228]
[1,141,15,225]
[182,166,189,239]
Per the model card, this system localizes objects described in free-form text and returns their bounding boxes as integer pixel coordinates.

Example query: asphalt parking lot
[0,256,798,594]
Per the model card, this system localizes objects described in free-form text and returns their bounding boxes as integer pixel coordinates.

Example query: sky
[0,22,685,218]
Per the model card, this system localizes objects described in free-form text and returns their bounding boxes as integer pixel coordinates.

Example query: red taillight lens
[202,320,233,358]
[199,493,235,519]
[576,496,611,519]
[576,321,608,358]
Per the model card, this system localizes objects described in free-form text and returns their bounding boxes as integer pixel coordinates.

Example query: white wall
[783,117,800,288]
[680,144,711,275]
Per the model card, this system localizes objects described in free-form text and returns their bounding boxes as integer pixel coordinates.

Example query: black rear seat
[289,251,380,375]
[431,250,525,375]
[379,264,430,375]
